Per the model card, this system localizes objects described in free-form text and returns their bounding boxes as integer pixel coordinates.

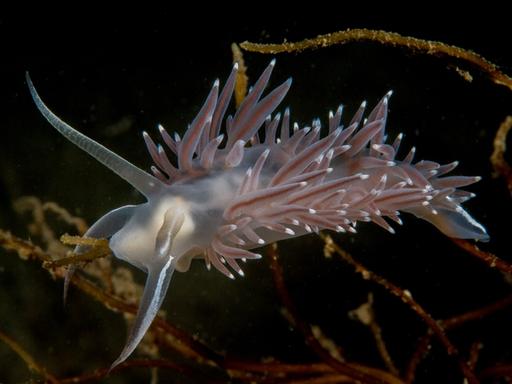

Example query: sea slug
[25,60,488,367]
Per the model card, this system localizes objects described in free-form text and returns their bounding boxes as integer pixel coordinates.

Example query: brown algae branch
[0,229,222,367]
[350,294,400,376]
[1,227,395,382]
[480,364,512,381]
[405,293,512,382]
[319,233,480,384]
[240,28,512,92]
[68,273,222,365]
[0,229,52,262]
[225,359,400,383]
[404,333,432,384]
[58,359,197,383]
[0,328,60,384]
[43,235,110,268]
[231,43,249,107]
[451,238,512,276]
[443,293,512,329]
[490,115,512,194]
[268,243,404,384]
[42,235,110,268]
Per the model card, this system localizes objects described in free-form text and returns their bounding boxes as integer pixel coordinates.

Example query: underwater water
[1,14,512,384]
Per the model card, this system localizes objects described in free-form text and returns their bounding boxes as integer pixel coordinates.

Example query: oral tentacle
[64,205,137,303]
[110,257,175,370]
[26,73,163,198]
[111,206,184,369]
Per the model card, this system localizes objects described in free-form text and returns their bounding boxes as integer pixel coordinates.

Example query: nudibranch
[26,60,488,368]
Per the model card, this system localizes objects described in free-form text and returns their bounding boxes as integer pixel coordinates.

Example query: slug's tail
[407,205,489,241]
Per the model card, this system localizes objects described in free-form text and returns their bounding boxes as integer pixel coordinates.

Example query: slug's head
[109,197,200,273]
[25,72,200,369]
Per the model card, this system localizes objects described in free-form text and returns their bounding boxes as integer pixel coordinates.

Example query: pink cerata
[26,60,488,368]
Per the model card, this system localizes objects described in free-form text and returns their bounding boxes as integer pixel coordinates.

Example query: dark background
[1,8,511,383]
